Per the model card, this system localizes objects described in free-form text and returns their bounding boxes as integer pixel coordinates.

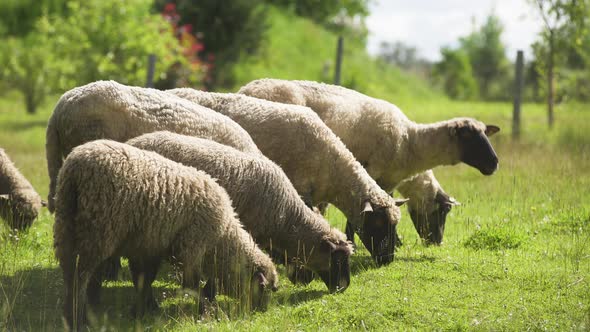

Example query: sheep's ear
[254,271,268,289]
[41,200,48,207]
[394,198,409,207]
[485,125,500,137]
[361,201,373,214]
[448,197,461,206]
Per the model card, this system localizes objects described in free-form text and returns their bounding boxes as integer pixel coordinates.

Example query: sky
[366,0,543,62]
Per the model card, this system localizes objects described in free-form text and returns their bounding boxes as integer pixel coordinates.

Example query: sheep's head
[248,266,279,311]
[449,118,500,175]
[314,238,353,293]
[289,235,353,293]
[408,191,459,245]
[0,192,41,230]
[355,198,407,266]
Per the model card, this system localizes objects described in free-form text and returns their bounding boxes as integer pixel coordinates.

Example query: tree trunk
[24,89,37,114]
[547,30,555,129]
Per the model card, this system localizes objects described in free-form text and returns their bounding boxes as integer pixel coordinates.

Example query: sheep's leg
[129,258,160,317]
[345,221,356,246]
[86,261,106,306]
[182,267,214,316]
[63,254,99,330]
[202,280,216,302]
[102,256,121,281]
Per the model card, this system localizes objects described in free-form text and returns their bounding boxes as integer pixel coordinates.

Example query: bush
[464,227,526,250]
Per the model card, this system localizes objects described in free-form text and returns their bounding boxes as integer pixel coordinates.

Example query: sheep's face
[409,191,458,245]
[452,121,500,175]
[356,199,406,266]
[248,269,279,311]
[313,239,352,293]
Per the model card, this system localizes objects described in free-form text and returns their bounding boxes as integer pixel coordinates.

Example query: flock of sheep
[0,79,500,329]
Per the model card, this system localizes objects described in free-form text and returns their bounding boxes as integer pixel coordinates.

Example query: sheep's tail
[45,114,62,213]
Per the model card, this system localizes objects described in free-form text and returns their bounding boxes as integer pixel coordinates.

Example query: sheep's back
[57,140,233,257]
[53,81,259,155]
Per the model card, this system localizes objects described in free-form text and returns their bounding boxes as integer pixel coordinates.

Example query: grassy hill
[230,6,443,103]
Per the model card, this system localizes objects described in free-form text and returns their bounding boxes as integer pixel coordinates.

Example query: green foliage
[0,0,66,37]
[433,47,478,100]
[459,14,510,100]
[0,24,65,114]
[154,0,269,89]
[42,0,183,88]
[530,0,590,102]
[270,0,369,25]
[0,0,186,113]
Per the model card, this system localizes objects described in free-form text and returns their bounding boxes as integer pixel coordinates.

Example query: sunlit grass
[0,91,589,330]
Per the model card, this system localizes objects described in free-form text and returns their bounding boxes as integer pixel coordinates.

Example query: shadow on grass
[0,120,48,132]
[0,265,188,331]
[395,255,437,263]
[0,266,65,331]
[274,288,326,306]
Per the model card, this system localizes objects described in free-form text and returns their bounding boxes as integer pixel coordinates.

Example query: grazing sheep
[168,89,407,265]
[46,80,260,213]
[127,131,352,292]
[53,140,277,329]
[238,79,499,244]
[0,148,45,230]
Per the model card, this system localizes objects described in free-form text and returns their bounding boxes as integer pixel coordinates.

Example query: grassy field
[0,90,589,331]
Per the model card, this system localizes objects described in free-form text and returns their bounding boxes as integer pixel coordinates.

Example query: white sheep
[0,148,45,230]
[238,79,500,244]
[127,131,353,292]
[46,80,260,213]
[53,140,277,329]
[168,89,407,265]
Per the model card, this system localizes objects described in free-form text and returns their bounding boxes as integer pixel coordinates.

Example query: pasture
[1,91,589,331]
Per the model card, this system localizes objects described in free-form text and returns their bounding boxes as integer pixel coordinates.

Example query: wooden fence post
[512,50,524,139]
[334,36,343,85]
[146,54,156,88]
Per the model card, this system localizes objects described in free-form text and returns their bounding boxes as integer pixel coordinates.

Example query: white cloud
[366,0,543,62]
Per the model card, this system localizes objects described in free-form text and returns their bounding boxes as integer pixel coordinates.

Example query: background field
[1,89,589,331]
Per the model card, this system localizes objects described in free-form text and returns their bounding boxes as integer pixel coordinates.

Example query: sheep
[238,79,499,244]
[53,140,278,329]
[0,148,45,230]
[168,89,407,265]
[46,80,260,214]
[127,131,353,292]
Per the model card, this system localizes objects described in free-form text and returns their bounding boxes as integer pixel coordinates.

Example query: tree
[1,30,62,114]
[378,41,432,80]
[271,0,370,41]
[154,0,268,89]
[433,47,478,100]
[271,0,369,26]
[0,0,67,37]
[531,0,590,128]
[0,0,185,114]
[43,0,183,88]
[459,14,509,100]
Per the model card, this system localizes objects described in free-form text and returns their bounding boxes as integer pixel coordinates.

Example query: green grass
[1,89,589,331]
[229,6,442,104]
